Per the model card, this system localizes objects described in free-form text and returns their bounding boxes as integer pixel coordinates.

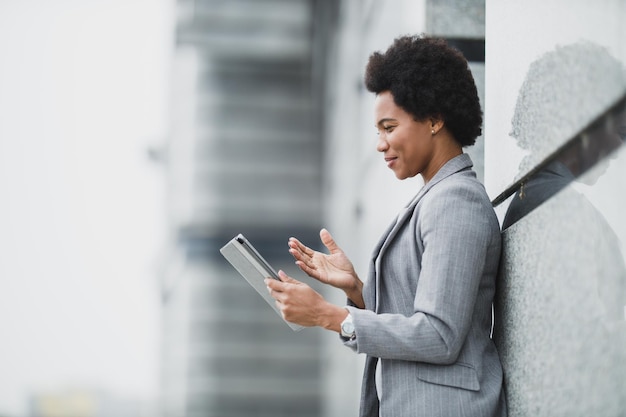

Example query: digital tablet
[220,234,303,331]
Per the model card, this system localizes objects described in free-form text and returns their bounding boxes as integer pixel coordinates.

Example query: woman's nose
[376,135,388,152]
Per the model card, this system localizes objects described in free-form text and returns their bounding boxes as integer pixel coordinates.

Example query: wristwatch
[340,313,356,340]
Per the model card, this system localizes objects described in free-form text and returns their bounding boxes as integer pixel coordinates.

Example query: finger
[294,260,321,280]
[288,246,308,262]
[289,237,315,257]
[287,240,308,262]
[278,270,301,284]
[290,250,318,274]
[320,228,341,254]
[288,244,317,270]
[265,277,286,292]
[265,284,282,304]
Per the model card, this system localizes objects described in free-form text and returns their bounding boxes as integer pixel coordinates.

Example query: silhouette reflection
[500,41,626,320]
[501,41,626,229]
[502,97,626,230]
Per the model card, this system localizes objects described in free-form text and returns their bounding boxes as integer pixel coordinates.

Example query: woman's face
[374,91,436,181]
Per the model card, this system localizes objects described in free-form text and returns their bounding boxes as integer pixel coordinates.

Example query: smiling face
[374,91,439,181]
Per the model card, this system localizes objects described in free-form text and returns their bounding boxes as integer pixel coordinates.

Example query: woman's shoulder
[424,168,490,205]
[418,170,499,229]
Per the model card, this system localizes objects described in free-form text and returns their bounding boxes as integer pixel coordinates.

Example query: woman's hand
[288,228,364,308]
[265,271,348,331]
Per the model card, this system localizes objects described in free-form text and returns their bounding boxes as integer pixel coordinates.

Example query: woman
[266,35,507,417]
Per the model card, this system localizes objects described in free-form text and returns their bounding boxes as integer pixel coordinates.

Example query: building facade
[160,1,333,416]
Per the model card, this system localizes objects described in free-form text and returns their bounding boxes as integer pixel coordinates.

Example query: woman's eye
[384,126,394,132]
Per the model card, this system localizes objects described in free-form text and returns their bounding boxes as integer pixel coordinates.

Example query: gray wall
[485,0,626,415]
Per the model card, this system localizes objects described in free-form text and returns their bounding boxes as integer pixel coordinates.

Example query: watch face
[342,320,355,334]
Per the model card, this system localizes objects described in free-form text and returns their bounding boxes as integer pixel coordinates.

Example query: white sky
[0,0,171,414]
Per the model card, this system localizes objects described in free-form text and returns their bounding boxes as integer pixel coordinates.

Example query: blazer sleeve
[345,180,497,364]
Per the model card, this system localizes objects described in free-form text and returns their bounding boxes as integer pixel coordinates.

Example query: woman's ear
[430,117,445,135]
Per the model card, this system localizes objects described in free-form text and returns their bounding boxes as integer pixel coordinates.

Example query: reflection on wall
[501,95,626,230]
[510,42,626,180]
[492,38,626,417]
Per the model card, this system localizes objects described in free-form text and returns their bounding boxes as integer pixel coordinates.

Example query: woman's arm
[348,183,500,363]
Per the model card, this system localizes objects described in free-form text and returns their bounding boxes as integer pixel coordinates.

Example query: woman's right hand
[288,228,364,308]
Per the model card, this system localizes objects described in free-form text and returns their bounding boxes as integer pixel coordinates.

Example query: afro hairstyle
[365,35,482,147]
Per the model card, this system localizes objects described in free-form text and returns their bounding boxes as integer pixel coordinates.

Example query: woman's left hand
[265,271,347,331]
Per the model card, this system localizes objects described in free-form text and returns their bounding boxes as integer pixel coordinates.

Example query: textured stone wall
[495,175,626,415]
[486,1,626,415]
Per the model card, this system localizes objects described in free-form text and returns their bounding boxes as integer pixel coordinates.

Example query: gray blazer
[345,154,506,417]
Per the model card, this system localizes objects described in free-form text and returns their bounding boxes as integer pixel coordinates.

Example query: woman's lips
[385,156,397,168]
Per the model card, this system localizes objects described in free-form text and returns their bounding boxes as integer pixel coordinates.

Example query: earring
[431,129,435,135]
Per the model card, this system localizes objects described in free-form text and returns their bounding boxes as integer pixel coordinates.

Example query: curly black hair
[365,35,482,147]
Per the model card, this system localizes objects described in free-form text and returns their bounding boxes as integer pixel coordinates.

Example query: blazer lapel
[376,153,474,257]
[369,154,474,311]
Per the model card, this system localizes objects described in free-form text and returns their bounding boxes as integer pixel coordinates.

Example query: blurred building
[159,1,336,416]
